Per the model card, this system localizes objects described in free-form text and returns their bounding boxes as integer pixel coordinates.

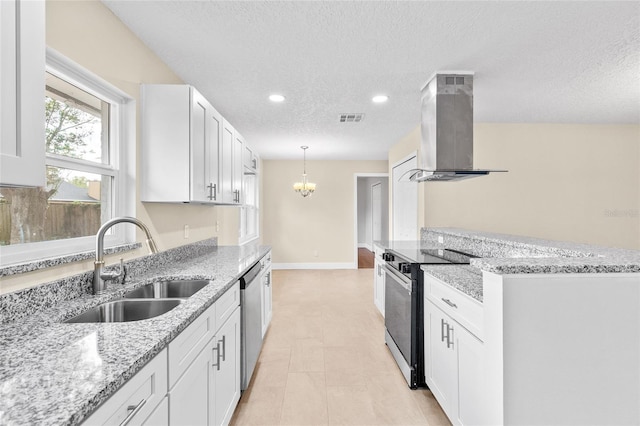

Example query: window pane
[45,72,110,164]
[0,167,112,245]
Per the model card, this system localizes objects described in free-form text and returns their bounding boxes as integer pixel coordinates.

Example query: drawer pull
[212,342,221,371]
[120,399,146,426]
[220,335,226,362]
[441,298,458,309]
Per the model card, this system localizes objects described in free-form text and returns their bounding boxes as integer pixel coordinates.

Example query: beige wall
[2,0,219,293]
[262,160,388,265]
[392,123,640,250]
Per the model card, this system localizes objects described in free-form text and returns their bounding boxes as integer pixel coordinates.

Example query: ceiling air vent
[339,113,365,123]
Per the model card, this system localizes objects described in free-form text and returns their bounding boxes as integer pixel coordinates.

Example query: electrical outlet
[184,225,189,239]
[438,236,444,244]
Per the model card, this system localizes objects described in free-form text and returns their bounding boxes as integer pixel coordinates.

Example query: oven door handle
[382,264,412,294]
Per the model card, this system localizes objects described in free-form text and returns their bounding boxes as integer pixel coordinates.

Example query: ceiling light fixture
[372,95,389,103]
[269,94,285,102]
[293,146,316,198]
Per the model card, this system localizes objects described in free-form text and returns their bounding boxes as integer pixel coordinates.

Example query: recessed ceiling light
[372,95,389,103]
[269,94,285,102]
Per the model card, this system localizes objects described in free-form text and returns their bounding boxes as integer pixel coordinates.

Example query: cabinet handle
[266,272,271,287]
[441,298,458,309]
[220,335,226,362]
[441,318,447,343]
[447,324,455,350]
[120,399,146,426]
[252,158,257,169]
[212,341,221,371]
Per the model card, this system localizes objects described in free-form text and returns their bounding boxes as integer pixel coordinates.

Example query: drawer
[425,274,483,340]
[214,281,240,331]
[168,302,216,388]
[84,349,168,425]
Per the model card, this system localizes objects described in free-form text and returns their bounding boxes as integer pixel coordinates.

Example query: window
[0,49,135,266]
[240,172,259,244]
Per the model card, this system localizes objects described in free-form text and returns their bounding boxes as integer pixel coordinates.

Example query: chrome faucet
[93,216,158,295]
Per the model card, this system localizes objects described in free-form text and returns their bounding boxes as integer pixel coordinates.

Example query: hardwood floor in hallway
[230,269,451,426]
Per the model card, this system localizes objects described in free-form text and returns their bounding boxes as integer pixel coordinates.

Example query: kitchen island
[377,228,640,426]
[0,240,270,425]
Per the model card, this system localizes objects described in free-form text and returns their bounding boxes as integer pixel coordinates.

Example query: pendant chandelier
[293,146,316,197]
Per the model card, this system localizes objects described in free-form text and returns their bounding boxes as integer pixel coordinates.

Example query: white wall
[389,123,640,250]
[262,160,388,267]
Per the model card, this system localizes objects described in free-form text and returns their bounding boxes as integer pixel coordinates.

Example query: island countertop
[0,241,270,426]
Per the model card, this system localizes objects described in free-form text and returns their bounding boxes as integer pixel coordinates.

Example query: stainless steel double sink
[65,279,210,323]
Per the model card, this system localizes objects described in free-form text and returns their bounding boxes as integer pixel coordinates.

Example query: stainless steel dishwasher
[240,261,263,391]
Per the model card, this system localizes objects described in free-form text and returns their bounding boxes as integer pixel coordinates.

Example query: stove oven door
[383,264,415,386]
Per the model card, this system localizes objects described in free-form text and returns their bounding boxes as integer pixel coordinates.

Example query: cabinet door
[456,324,484,426]
[211,307,241,426]
[425,301,457,420]
[0,0,45,187]
[206,104,222,202]
[170,344,211,426]
[373,257,385,317]
[142,396,168,426]
[220,120,234,203]
[262,267,272,337]
[190,88,209,202]
[232,132,244,204]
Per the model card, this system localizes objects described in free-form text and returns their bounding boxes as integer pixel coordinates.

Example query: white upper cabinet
[141,85,221,203]
[220,119,235,204]
[0,0,45,187]
[232,131,244,204]
[220,119,244,205]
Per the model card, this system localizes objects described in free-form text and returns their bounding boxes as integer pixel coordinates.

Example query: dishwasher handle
[240,261,262,289]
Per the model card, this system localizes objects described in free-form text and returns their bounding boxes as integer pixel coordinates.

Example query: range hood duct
[404,72,506,182]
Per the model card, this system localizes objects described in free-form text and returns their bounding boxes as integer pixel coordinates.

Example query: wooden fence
[0,202,101,245]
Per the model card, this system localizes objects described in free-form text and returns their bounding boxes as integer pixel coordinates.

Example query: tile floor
[230,269,451,426]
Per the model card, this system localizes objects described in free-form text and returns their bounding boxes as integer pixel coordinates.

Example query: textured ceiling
[103,1,640,160]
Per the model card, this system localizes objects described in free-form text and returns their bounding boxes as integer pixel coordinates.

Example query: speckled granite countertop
[0,242,270,426]
[421,265,484,302]
[376,229,640,302]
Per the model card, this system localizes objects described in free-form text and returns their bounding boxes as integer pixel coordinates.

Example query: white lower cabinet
[211,308,241,426]
[261,251,272,337]
[83,283,241,426]
[142,396,169,426]
[83,349,168,425]
[169,344,211,425]
[424,273,484,426]
[373,244,385,317]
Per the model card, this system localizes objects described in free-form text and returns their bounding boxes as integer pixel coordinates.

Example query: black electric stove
[382,247,476,389]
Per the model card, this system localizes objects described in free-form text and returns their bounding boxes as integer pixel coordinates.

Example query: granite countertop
[421,265,484,302]
[375,230,640,302]
[0,242,270,426]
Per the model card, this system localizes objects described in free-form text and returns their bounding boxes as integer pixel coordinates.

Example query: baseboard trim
[358,243,372,251]
[272,262,356,270]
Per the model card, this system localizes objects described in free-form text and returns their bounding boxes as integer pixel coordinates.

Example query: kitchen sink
[65,299,183,323]
[123,279,210,299]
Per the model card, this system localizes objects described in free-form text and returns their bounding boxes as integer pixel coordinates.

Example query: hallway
[231,269,450,425]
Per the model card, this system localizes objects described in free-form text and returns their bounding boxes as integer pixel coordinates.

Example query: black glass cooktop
[388,248,476,265]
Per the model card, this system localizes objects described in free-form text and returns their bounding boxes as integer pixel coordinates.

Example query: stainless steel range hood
[405,72,506,182]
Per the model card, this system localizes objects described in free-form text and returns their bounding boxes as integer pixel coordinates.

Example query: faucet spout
[93,216,158,295]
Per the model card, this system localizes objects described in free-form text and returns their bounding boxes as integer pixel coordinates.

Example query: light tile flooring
[230,269,451,426]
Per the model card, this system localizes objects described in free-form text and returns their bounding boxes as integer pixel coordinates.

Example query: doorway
[354,174,389,268]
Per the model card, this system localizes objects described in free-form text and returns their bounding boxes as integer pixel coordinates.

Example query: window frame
[0,48,135,266]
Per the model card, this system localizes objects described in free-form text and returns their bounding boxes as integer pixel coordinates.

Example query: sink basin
[123,279,210,299]
[65,299,183,323]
